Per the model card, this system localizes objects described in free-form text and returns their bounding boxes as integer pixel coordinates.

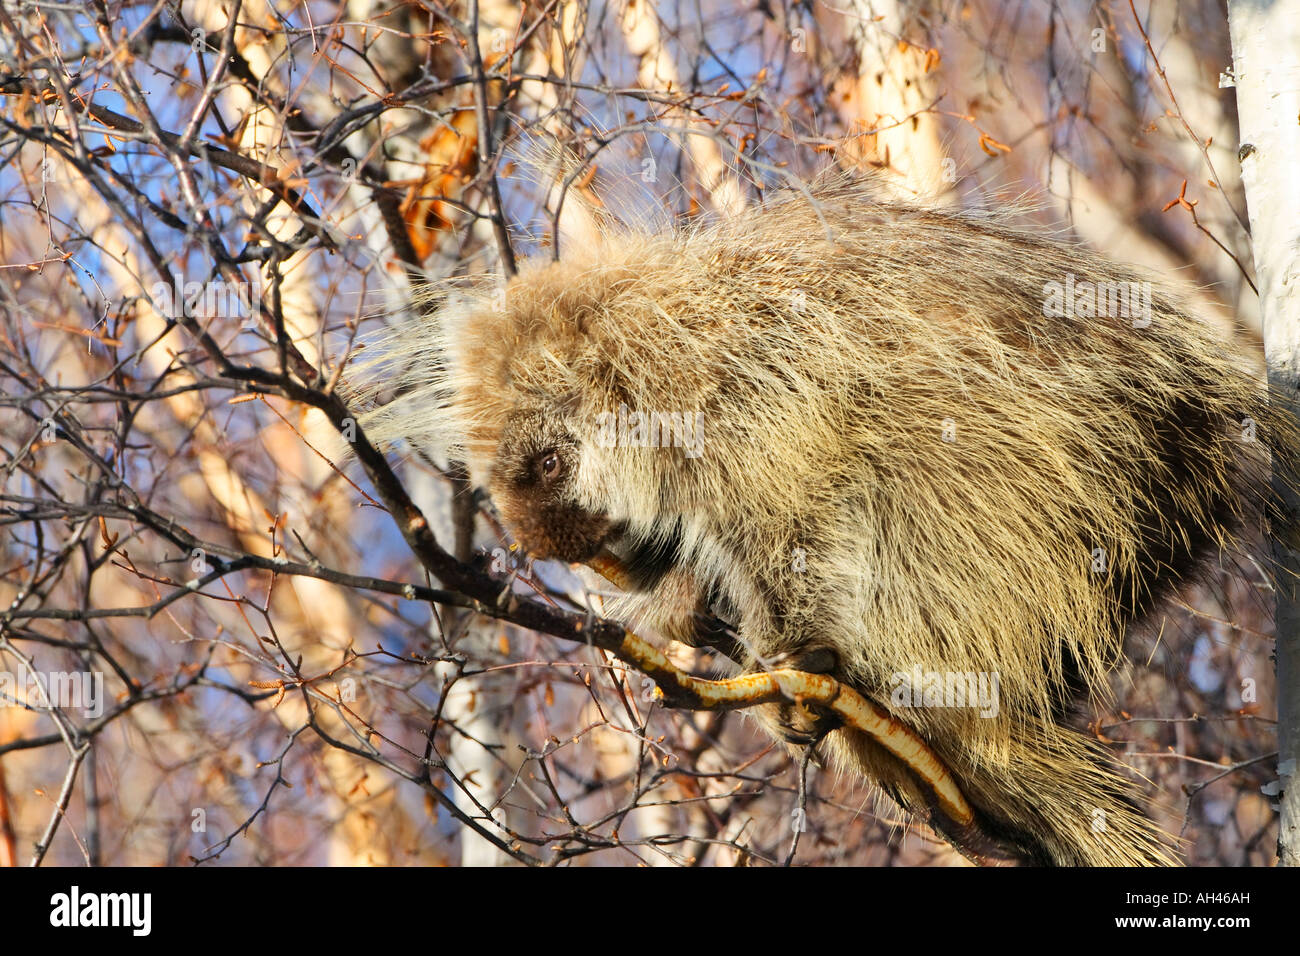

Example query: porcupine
[360,175,1296,866]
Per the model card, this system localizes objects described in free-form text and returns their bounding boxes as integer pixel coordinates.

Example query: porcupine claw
[768,645,843,746]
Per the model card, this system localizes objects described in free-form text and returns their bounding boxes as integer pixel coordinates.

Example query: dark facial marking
[613,519,685,591]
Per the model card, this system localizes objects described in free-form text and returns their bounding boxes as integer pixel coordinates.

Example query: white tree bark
[342,0,530,866]
[620,0,746,216]
[1226,0,1300,865]
[831,0,949,200]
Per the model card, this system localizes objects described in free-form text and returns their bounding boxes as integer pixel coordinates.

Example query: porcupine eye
[537,450,564,482]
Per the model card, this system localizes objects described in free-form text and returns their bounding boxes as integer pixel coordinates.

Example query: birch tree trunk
[620,0,746,216]
[825,0,948,199]
[1226,0,1300,866]
[342,0,531,866]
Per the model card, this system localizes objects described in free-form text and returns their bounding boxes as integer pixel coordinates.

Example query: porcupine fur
[360,175,1297,865]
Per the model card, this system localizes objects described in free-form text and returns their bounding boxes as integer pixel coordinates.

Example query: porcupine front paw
[767,645,843,746]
